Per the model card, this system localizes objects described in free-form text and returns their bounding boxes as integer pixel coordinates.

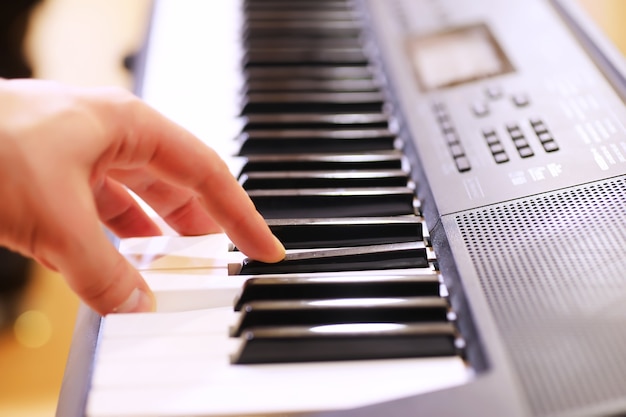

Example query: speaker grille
[456,176,626,417]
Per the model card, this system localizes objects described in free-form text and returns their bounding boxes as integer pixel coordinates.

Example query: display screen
[407,24,514,91]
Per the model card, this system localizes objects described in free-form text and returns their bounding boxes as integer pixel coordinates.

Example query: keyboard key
[240,170,409,189]
[246,187,417,218]
[243,20,362,40]
[244,78,379,93]
[231,297,450,336]
[233,274,442,310]
[237,128,397,155]
[239,151,406,173]
[244,47,368,66]
[231,322,458,363]
[245,10,360,22]
[241,91,385,114]
[262,216,422,248]
[244,65,373,81]
[242,112,388,130]
[238,242,429,275]
[244,1,353,12]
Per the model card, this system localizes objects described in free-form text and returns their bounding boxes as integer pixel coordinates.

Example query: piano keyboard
[86,0,473,416]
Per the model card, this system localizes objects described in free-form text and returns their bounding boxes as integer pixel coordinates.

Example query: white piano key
[100,308,232,338]
[88,309,471,417]
[142,271,249,312]
[89,360,471,416]
[96,332,233,362]
[119,233,243,271]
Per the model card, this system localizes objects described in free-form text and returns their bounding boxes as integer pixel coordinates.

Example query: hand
[0,79,285,315]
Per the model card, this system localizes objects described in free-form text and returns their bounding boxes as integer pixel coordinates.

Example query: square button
[486,85,503,99]
[490,143,505,154]
[518,146,534,158]
[484,133,500,145]
[450,144,464,158]
[472,101,489,117]
[537,132,552,143]
[513,137,528,148]
[543,141,559,152]
[508,128,524,140]
[445,131,459,145]
[493,152,509,164]
[455,156,471,172]
[532,121,548,134]
[512,94,529,107]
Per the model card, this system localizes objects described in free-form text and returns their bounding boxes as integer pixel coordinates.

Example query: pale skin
[0,78,285,315]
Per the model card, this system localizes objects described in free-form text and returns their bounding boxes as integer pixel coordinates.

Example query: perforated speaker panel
[456,176,626,417]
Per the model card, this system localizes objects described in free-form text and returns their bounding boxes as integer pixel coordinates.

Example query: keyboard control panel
[366,0,626,214]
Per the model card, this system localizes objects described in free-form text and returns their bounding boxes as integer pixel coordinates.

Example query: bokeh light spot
[13,310,52,349]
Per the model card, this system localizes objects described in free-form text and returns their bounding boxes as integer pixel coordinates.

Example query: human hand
[0,78,285,315]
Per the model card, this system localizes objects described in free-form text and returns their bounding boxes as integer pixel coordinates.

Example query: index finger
[90,89,285,263]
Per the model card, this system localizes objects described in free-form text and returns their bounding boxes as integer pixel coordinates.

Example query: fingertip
[249,234,286,263]
[266,234,286,263]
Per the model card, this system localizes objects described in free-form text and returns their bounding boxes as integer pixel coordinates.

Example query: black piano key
[241,91,385,114]
[238,242,429,275]
[231,297,449,336]
[237,128,397,155]
[233,274,441,311]
[245,10,360,21]
[239,152,406,173]
[244,48,368,67]
[246,35,362,45]
[240,170,409,190]
[241,113,389,130]
[244,1,353,13]
[245,39,364,54]
[244,65,373,80]
[243,30,361,43]
[243,21,362,39]
[231,322,458,364]
[244,79,379,93]
[247,187,417,218]
[264,216,423,249]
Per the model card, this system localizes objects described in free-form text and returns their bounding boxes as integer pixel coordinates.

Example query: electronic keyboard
[57,0,626,416]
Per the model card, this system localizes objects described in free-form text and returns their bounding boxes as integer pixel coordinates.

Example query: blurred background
[0,1,149,416]
[0,1,624,416]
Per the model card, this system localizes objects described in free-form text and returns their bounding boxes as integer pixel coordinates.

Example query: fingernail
[272,235,286,260]
[114,288,155,313]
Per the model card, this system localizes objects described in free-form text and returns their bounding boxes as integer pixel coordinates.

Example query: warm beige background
[578,0,626,55]
[27,0,151,88]
[0,1,624,417]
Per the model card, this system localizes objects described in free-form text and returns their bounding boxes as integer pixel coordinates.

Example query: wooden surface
[0,1,623,417]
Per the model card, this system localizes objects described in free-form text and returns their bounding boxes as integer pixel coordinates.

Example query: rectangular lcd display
[407,24,514,91]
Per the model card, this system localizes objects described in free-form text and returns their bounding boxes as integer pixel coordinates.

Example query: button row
[530,118,559,152]
[483,117,560,164]
[433,102,471,173]
[482,128,509,164]
[506,123,534,158]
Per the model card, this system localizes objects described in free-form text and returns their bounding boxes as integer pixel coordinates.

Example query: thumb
[51,224,155,316]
